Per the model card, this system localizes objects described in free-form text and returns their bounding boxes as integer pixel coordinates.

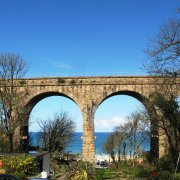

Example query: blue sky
[0,0,179,132]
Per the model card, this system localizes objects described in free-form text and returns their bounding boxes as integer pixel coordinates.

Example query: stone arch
[94,90,148,114]
[20,90,83,153]
[94,90,159,161]
[24,91,80,116]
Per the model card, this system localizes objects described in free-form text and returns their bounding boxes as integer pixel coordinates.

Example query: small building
[29,151,50,176]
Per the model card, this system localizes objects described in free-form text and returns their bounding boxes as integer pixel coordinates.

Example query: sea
[29,132,150,155]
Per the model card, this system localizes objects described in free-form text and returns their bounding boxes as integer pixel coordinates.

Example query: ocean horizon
[29,132,150,155]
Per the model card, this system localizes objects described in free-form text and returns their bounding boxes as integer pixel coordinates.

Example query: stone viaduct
[16,76,180,163]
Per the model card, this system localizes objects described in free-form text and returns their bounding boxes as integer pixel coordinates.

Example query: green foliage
[159,153,175,172]
[66,161,96,180]
[0,168,6,174]
[117,164,151,178]
[149,92,180,166]
[3,154,38,176]
[112,161,152,178]
[173,173,180,180]
[113,161,129,169]
[150,92,179,119]
[50,155,68,178]
[95,161,152,179]
[109,160,179,179]
[133,166,151,177]
[158,171,174,180]
[95,169,106,180]
[14,172,26,180]
[95,168,115,180]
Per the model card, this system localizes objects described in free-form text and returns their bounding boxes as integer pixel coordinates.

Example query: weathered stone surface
[11,76,180,163]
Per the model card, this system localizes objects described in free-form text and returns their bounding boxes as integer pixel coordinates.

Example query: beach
[95,154,112,162]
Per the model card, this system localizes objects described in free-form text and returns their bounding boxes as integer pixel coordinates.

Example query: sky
[0,0,179,132]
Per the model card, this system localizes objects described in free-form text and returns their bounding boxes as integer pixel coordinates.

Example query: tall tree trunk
[9,133,13,152]
[118,149,121,162]
[110,152,115,163]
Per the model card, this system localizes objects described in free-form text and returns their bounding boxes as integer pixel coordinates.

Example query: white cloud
[43,57,72,70]
[95,119,110,128]
[52,61,72,69]
[95,117,126,131]
[112,117,126,126]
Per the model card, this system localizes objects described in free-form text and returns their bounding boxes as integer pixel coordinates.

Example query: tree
[149,92,180,167]
[143,16,180,168]
[144,18,180,76]
[0,52,28,152]
[103,132,116,162]
[113,124,127,162]
[38,112,76,153]
[103,108,150,165]
[125,110,150,166]
[0,115,8,152]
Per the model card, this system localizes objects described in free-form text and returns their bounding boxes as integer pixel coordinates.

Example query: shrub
[66,161,95,180]
[3,154,38,176]
[157,171,180,180]
[14,172,26,180]
[158,153,175,171]
[95,168,115,180]
[132,164,152,177]
[158,171,174,180]
[0,168,6,174]
[95,169,106,180]
[135,167,151,177]
[111,161,129,171]
[173,173,180,180]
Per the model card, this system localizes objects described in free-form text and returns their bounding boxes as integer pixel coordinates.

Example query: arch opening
[22,92,83,156]
[94,91,151,162]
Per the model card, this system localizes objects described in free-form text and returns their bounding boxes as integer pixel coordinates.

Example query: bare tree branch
[38,112,76,153]
[0,52,28,152]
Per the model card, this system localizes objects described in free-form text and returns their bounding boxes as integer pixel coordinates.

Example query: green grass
[95,162,152,179]
[95,162,180,180]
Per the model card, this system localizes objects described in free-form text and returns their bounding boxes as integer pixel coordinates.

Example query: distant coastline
[29,132,110,154]
[29,132,150,155]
